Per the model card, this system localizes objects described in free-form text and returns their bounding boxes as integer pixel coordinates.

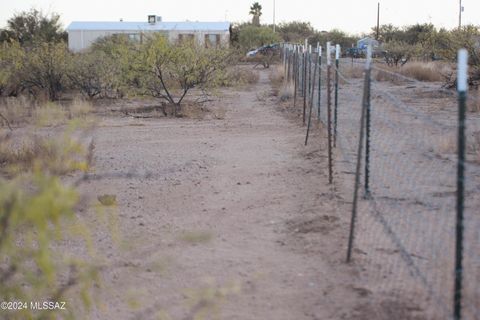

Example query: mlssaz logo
[30,301,66,310]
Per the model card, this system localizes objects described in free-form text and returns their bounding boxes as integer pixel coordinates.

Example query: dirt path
[77,68,364,319]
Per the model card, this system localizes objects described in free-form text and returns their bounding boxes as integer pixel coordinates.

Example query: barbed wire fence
[281,42,479,320]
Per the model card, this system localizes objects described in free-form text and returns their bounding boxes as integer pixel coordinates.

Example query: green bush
[133,35,231,115]
[237,25,281,50]
[69,50,124,99]
[0,41,25,97]
[0,126,98,319]
[21,41,70,101]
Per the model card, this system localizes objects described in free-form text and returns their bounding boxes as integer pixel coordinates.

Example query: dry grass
[374,68,405,84]
[470,87,480,113]
[269,64,290,99]
[33,102,68,127]
[279,83,294,101]
[343,65,365,79]
[399,62,445,82]
[435,131,480,164]
[0,96,35,127]
[436,134,456,155]
[0,133,89,176]
[69,98,93,119]
[269,65,285,88]
[468,131,480,163]
[0,97,95,129]
[220,66,259,87]
[374,61,449,83]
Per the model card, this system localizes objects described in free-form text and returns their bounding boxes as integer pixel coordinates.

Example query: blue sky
[0,0,479,35]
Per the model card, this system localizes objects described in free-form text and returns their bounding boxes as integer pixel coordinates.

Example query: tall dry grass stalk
[374,61,450,83]
[344,64,365,79]
[0,96,35,127]
[220,67,259,87]
[69,98,93,118]
[0,97,95,129]
[399,62,446,82]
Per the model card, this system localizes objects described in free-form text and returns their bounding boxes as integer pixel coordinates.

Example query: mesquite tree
[135,34,231,116]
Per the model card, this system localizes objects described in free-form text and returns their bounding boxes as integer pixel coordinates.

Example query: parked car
[246,44,280,57]
[346,47,363,58]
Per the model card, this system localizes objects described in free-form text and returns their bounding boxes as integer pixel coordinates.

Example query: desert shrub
[277,21,315,43]
[0,123,98,319]
[309,29,358,49]
[437,26,480,87]
[383,41,420,66]
[0,9,67,45]
[237,25,281,51]
[0,131,88,176]
[218,67,259,87]
[134,35,231,115]
[89,34,137,98]
[0,41,25,97]
[0,172,98,320]
[69,50,124,99]
[20,41,71,101]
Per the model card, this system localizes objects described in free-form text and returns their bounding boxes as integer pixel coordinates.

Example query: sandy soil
[73,67,371,320]
[2,58,477,319]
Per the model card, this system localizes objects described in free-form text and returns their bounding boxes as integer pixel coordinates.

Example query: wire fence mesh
[281,43,480,320]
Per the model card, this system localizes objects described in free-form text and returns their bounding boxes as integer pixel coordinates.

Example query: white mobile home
[67,16,230,52]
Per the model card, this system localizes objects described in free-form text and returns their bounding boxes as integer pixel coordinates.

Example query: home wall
[68,29,229,52]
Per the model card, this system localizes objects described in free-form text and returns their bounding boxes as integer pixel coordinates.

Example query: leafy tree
[90,34,138,98]
[310,29,358,50]
[249,2,263,26]
[21,42,71,100]
[69,35,135,99]
[383,41,420,66]
[0,41,25,96]
[402,23,436,45]
[238,25,281,50]
[277,21,315,43]
[372,24,402,43]
[437,25,480,64]
[0,9,66,45]
[134,35,231,115]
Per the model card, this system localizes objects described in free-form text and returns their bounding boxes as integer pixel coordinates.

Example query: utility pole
[376,2,380,40]
[459,0,463,29]
[273,0,276,32]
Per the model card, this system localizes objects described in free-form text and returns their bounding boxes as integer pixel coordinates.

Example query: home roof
[67,21,230,32]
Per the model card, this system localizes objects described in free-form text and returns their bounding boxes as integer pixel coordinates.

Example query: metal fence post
[334,44,340,148]
[454,48,468,320]
[326,42,333,184]
[308,45,312,104]
[303,40,308,125]
[293,46,298,108]
[318,44,322,121]
[364,45,371,197]
[305,46,319,146]
[347,45,372,263]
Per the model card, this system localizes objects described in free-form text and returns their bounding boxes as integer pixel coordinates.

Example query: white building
[67,15,230,52]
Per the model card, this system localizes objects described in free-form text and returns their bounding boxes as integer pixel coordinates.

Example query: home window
[127,33,141,43]
[178,34,195,44]
[205,34,221,48]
